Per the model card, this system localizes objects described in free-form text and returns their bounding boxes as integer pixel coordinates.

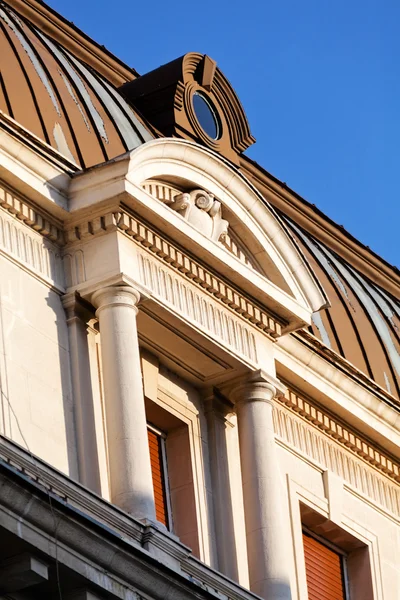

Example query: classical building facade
[0,1,399,599]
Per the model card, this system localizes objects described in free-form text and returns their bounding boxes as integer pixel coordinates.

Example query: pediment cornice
[69,138,329,333]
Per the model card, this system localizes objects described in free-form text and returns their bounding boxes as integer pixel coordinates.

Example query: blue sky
[47,0,399,268]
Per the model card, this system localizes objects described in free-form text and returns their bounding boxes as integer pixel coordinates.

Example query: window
[303,530,347,600]
[144,392,201,557]
[192,92,220,140]
[147,425,170,528]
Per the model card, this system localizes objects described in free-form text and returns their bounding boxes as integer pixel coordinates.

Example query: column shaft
[235,374,291,600]
[93,286,156,522]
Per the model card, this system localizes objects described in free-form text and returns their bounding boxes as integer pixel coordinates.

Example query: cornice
[65,207,284,338]
[240,156,400,299]
[278,386,400,484]
[276,330,400,463]
[4,0,138,86]
[0,181,65,290]
[0,435,265,600]
[295,329,399,409]
[0,113,73,219]
[0,182,64,244]
[274,401,400,522]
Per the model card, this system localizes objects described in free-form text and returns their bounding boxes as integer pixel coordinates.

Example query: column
[63,293,101,493]
[232,370,292,600]
[91,285,156,522]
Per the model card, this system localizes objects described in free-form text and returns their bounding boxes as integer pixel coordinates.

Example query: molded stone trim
[0,434,263,600]
[69,138,328,330]
[278,387,400,484]
[274,400,400,520]
[137,250,258,363]
[0,184,64,244]
[0,200,64,289]
[65,208,283,338]
[142,179,264,274]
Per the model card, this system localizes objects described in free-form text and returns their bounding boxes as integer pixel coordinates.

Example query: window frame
[147,422,173,530]
[302,526,350,600]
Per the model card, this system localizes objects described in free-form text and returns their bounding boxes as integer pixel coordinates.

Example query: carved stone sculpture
[167,189,228,242]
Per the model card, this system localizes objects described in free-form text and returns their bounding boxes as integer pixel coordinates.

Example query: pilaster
[204,390,249,586]
[62,292,101,493]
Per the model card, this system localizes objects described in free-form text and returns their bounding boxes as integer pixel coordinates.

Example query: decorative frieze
[0,203,64,288]
[65,209,283,338]
[0,185,63,244]
[279,388,400,483]
[274,391,400,517]
[138,250,258,363]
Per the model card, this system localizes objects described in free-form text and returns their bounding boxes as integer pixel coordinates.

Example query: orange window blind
[303,532,346,600]
[147,428,168,527]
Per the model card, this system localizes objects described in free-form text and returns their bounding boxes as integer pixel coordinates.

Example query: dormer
[120,53,255,165]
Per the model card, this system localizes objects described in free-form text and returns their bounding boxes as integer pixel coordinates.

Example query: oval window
[193,92,220,140]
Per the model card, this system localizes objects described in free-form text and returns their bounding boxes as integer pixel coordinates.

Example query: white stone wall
[0,254,77,476]
[277,433,399,600]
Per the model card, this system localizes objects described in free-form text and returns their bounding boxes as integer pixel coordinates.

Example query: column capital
[229,370,286,406]
[203,388,235,426]
[91,285,142,316]
[62,291,95,324]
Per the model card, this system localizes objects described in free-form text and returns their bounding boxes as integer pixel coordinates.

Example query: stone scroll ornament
[167,189,229,243]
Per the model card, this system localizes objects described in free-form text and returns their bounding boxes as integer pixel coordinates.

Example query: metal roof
[0,2,153,168]
[289,219,400,400]
[1,1,398,402]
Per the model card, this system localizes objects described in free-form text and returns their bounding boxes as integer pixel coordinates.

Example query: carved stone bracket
[167,188,228,243]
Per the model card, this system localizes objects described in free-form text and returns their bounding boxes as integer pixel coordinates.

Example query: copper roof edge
[295,329,400,410]
[0,110,79,172]
[240,154,400,299]
[3,0,139,86]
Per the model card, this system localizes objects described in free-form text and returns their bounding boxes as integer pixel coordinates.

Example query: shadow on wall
[0,269,80,480]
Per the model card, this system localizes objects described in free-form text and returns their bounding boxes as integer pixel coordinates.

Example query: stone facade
[0,2,399,600]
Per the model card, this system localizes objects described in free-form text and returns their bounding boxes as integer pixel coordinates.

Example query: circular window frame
[192,92,221,141]
[185,84,223,149]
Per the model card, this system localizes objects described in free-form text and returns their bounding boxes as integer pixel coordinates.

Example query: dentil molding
[64,208,283,338]
[0,189,64,289]
[275,390,400,519]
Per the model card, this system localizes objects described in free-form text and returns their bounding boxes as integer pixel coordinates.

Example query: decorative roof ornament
[167,189,229,242]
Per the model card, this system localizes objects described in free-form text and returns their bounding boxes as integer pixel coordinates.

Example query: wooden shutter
[147,428,168,527]
[303,532,346,600]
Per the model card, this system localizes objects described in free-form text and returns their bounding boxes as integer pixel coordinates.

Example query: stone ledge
[0,435,261,600]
